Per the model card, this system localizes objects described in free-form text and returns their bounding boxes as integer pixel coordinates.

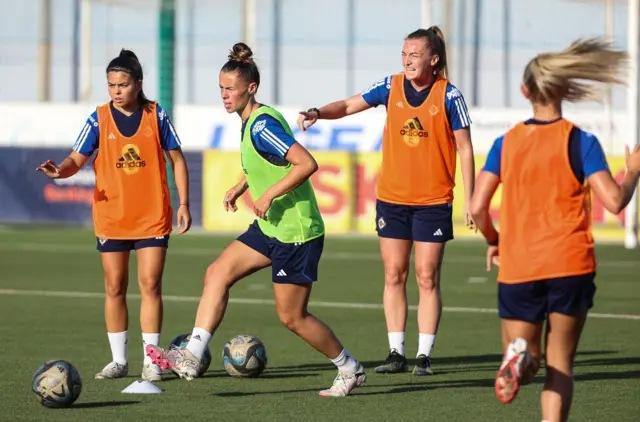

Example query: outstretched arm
[36,151,89,179]
[297,94,373,131]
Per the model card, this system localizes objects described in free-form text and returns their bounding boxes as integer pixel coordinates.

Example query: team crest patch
[378,217,386,230]
[446,87,462,100]
[252,119,266,135]
[429,105,439,116]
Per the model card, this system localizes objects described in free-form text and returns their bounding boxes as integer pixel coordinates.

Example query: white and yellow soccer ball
[32,360,82,408]
[222,334,267,378]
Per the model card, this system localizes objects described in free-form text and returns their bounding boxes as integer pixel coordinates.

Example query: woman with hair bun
[146,43,366,397]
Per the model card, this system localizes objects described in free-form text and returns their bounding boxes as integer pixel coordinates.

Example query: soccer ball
[32,360,82,408]
[169,333,212,377]
[222,334,267,378]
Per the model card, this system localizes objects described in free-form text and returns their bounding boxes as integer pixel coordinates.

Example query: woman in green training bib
[146,43,366,397]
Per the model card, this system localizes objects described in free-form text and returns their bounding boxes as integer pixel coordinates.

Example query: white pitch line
[467,277,488,284]
[0,288,638,321]
[1,242,639,269]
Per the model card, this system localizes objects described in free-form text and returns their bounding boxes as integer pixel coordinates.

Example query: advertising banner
[0,147,95,224]
[0,147,203,228]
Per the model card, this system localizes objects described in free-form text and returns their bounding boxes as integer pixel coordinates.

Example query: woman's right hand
[223,182,247,212]
[625,144,640,175]
[296,110,319,132]
[36,160,62,179]
[486,245,500,272]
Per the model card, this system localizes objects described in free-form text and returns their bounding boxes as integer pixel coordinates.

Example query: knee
[203,262,231,290]
[138,275,162,298]
[278,310,305,333]
[416,268,439,293]
[384,266,409,288]
[104,276,127,299]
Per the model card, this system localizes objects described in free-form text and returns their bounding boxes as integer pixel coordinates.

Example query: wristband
[488,235,499,246]
[307,107,321,118]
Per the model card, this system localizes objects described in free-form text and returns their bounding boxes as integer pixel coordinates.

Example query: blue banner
[0,147,203,228]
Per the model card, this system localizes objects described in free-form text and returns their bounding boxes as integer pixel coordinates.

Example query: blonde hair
[406,26,449,79]
[523,37,628,104]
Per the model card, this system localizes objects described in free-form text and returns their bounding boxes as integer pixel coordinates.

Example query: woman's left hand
[465,203,477,232]
[177,204,192,234]
[253,194,273,220]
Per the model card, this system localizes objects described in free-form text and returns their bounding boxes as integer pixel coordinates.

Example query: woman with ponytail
[37,49,192,382]
[298,26,476,376]
[470,38,640,421]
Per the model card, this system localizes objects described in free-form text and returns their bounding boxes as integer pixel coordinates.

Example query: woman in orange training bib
[36,49,191,382]
[298,27,476,375]
[470,38,640,422]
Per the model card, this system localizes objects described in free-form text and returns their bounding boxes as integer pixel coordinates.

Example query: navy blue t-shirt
[361,75,472,130]
[73,102,181,156]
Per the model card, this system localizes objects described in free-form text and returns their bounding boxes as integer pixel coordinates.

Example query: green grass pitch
[0,226,638,421]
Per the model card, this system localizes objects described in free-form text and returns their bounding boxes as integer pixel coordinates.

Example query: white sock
[185,327,212,360]
[142,333,160,360]
[107,331,128,365]
[417,334,436,358]
[388,332,405,356]
[330,348,359,374]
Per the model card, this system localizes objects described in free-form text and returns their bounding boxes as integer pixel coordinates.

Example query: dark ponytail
[406,26,449,79]
[221,42,261,88]
[106,49,151,104]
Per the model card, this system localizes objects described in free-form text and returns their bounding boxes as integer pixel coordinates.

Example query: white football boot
[94,361,128,379]
[319,363,367,397]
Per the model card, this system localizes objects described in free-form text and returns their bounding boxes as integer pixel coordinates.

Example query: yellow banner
[202,150,354,234]
[355,152,382,235]
[353,153,637,241]
[203,150,636,242]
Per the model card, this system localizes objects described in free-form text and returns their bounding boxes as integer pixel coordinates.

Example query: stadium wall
[0,103,633,241]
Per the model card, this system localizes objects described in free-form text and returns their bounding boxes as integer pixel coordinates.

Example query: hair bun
[228,42,254,64]
[119,49,139,62]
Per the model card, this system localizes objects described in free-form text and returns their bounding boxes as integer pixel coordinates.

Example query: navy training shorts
[96,235,170,252]
[375,199,453,243]
[237,220,324,283]
[498,273,597,322]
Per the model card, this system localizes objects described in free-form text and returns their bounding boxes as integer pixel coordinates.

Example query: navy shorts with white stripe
[375,200,454,243]
[236,220,325,283]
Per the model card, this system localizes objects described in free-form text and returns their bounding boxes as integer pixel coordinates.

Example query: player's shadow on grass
[574,356,640,367]
[213,379,495,398]
[214,388,327,397]
[266,350,617,374]
[72,401,140,409]
[271,350,616,372]
[355,379,496,396]
[162,371,319,382]
[574,370,640,382]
